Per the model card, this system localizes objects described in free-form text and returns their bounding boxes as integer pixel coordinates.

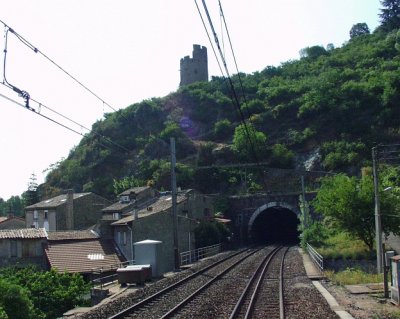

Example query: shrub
[0,279,34,319]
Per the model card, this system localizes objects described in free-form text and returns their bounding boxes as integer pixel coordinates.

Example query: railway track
[109,247,266,319]
[80,246,339,319]
[229,246,288,319]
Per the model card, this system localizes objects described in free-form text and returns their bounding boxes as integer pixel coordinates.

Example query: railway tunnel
[248,204,300,245]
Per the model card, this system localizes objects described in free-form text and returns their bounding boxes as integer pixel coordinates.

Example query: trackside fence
[180,243,221,266]
[91,259,135,289]
[306,243,324,270]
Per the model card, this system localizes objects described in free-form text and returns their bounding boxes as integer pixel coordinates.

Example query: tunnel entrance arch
[248,202,301,245]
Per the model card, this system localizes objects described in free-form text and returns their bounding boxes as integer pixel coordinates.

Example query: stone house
[99,186,157,238]
[110,189,213,273]
[25,191,111,231]
[0,215,26,230]
[0,228,47,268]
[101,186,156,221]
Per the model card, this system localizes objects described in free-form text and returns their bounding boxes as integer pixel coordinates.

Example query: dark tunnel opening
[250,207,300,245]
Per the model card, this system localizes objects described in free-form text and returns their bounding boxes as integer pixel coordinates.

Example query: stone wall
[180,44,208,86]
[72,193,111,230]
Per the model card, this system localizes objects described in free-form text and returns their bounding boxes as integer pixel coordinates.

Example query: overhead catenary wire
[0,19,127,119]
[29,96,130,153]
[197,0,260,164]
[0,90,128,153]
[1,19,130,154]
[217,0,262,160]
[218,0,252,119]
[193,0,225,77]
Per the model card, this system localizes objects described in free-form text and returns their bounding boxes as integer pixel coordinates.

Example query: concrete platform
[301,248,355,319]
[299,248,325,280]
[345,283,384,294]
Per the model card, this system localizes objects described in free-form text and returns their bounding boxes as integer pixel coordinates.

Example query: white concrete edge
[312,281,355,319]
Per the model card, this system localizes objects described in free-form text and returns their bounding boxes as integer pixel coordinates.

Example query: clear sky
[0,0,381,199]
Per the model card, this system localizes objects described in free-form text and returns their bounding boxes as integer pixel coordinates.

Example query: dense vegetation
[0,2,398,206]
[0,266,90,319]
[29,24,398,201]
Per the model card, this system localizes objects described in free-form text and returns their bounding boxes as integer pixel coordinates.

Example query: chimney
[66,189,74,230]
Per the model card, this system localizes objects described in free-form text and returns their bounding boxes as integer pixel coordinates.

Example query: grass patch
[316,232,372,260]
[324,267,383,285]
[372,311,400,319]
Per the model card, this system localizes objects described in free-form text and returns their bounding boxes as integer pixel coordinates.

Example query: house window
[33,210,38,220]
[119,195,130,203]
[10,240,17,257]
[113,213,120,220]
[44,210,48,219]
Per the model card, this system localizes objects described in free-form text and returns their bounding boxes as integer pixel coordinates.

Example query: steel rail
[108,248,257,319]
[159,247,267,318]
[244,246,283,319]
[279,247,290,319]
[228,246,282,319]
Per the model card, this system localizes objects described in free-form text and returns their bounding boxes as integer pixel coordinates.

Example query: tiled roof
[0,216,25,224]
[111,195,187,226]
[101,201,134,213]
[47,230,99,241]
[45,239,126,273]
[0,228,47,239]
[119,186,150,196]
[25,193,91,209]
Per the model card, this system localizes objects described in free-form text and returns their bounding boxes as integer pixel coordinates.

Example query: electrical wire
[0,91,85,137]
[0,19,126,118]
[1,21,130,153]
[2,27,30,108]
[29,97,130,153]
[0,89,128,153]
[199,0,260,164]
[193,0,225,77]
[218,0,252,119]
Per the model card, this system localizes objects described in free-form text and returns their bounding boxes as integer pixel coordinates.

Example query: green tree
[23,173,39,206]
[0,266,90,319]
[5,196,24,217]
[0,279,34,319]
[214,119,232,140]
[380,0,400,31]
[269,144,295,168]
[194,221,230,248]
[349,23,370,38]
[312,174,400,250]
[299,45,328,59]
[233,124,267,160]
[113,176,146,195]
[0,306,8,319]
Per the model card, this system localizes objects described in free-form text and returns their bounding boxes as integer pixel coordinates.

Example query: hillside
[41,29,400,199]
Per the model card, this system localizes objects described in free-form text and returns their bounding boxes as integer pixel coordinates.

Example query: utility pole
[372,147,383,273]
[301,175,308,229]
[170,138,180,270]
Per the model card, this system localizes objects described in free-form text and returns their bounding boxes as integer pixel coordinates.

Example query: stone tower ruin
[180,44,208,87]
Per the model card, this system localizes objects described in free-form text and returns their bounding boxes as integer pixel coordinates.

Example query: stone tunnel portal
[249,206,300,245]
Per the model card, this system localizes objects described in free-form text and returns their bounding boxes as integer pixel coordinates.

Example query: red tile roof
[47,230,99,241]
[45,239,126,273]
[0,228,47,239]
